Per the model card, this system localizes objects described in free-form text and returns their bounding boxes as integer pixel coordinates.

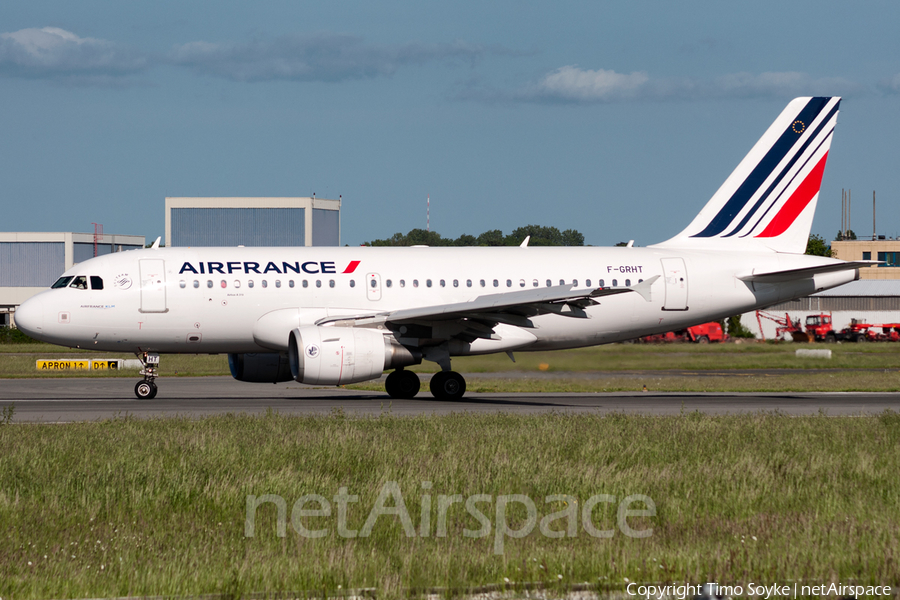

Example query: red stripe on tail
[756,152,828,238]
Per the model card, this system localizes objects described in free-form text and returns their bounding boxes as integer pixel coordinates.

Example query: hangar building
[1,232,145,327]
[165,197,341,247]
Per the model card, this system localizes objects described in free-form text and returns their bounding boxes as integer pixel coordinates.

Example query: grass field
[4,341,900,392]
[2,411,898,598]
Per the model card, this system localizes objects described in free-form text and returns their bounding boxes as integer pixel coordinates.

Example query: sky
[2,1,899,247]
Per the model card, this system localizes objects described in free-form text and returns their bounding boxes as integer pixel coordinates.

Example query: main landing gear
[134,352,160,399]
[384,368,467,401]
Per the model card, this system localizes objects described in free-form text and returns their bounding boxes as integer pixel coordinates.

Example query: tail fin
[653,97,840,253]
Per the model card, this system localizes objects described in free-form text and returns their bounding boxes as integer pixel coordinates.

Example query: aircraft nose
[14,295,44,340]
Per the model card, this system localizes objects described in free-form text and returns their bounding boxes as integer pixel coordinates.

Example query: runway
[2,377,898,422]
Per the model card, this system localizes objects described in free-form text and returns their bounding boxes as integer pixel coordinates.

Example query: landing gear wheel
[134,380,157,400]
[430,371,466,400]
[385,370,420,399]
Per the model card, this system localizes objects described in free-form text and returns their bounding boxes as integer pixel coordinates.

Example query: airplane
[14,96,871,400]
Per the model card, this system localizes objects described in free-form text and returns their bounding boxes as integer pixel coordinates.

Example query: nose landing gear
[134,352,160,399]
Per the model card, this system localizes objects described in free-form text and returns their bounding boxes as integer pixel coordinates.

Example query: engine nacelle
[288,326,420,385]
[228,352,293,383]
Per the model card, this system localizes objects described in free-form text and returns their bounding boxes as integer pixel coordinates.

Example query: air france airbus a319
[15,97,870,400]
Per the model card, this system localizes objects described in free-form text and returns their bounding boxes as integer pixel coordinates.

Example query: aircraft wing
[316,275,660,328]
[737,261,878,283]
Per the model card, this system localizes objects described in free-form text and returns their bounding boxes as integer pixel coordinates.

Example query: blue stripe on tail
[691,97,831,238]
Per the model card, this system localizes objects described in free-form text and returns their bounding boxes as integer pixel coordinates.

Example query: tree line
[363,225,585,247]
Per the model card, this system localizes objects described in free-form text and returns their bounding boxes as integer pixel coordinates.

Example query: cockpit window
[51,276,73,289]
[70,276,88,290]
[90,276,104,290]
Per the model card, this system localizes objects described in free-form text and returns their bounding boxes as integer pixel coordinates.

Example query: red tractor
[684,322,726,343]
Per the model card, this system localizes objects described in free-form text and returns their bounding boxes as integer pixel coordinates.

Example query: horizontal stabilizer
[737,261,877,283]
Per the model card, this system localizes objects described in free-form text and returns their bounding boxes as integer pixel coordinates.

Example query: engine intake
[228,352,293,383]
[288,326,420,385]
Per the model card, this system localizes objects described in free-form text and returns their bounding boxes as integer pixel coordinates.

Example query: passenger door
[139,259,168,313]
[660,257,688,311]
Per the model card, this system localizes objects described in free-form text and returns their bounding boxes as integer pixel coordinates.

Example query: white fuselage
[17,245,855,356]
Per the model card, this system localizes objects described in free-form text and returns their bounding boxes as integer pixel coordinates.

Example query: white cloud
[169,33,500,82]
[877,73,900,93]
[712,71,858,98]
[474,66,861,104]
[532,66,649,102]
[0,27,147,82]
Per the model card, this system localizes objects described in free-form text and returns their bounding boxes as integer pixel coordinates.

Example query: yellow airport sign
[90,360,119,370]
[36,360,91,371]
[35,359,122,371]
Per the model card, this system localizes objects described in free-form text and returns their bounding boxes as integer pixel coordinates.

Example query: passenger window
[386,280,392,288]
[479,279,485,287]
[302,280,308,288]
[506,279,512,287]
[179,280,186,289]
[440,279,446,287]
[90,276,104,290]
[350,280,356,288]
[220,280,227,288]
[261,280,268,288]
[207,280,213,288]
[519,279,525,287]
[625,279,631,286]
[586,279,591,287]
[51,276,73,289]
[289,280,295,288]
[453,279,459,288]
[494,279,500,287]
[426,279,432,288]
[193,280,200,289]
[316,280,322,288]
[612,279,618,287]
[573,279,578,287]
[546,279,552,287]
[400,280,406,288]
[599,279,605,287]
[275,280,281,288]
[413,279,419,288]
[329,280,335,288]
[466,279,472,287]
[533,279,538,287]
[70,276,88,290]
[234,280,241,288]
[559,279,565,286]
[370,279,377,288]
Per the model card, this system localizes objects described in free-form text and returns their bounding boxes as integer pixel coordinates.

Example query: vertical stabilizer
[653,97,840,254]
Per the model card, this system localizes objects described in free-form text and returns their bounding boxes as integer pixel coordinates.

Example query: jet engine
[228,352,293,383]
[288,326,420,385]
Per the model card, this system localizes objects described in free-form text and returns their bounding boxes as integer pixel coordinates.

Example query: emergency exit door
[367,273,382,301]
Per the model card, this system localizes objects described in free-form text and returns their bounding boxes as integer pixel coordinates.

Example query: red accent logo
[343,260,361,274]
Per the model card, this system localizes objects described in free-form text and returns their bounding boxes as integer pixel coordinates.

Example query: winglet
[520,236,530,248]
[630,275,659,302]
[150,237,162,249]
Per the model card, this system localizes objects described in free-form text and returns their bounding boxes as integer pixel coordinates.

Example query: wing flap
[315,276,661,329]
